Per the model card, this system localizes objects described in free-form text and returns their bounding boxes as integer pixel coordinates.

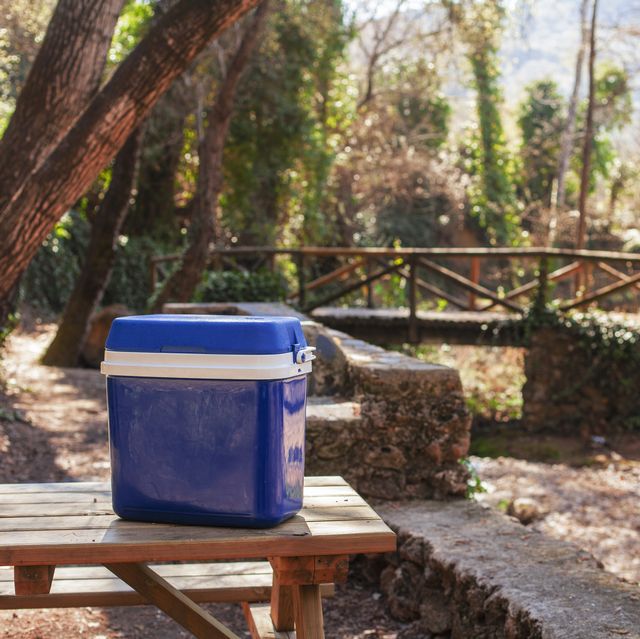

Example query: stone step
[304,397,362,473]
[369,500,640,639]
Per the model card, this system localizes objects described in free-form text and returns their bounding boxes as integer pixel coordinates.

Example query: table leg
[293,584,324,639]
[105,562,240,639]
[14,565,55,595]
[270,571,295,631]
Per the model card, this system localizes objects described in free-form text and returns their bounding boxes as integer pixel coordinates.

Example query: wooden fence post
[468,257,480,310]
[365,259,374,309]
[408,257,418,343]
[297,254,306,310]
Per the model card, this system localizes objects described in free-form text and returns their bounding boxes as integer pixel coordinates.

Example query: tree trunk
[41,129,142,367]
[576,0,598,251]
[125,80,193,241]
[0,0,125,214]
[554,0,590,214]
[151,1,270,312]
[0,0,260,322]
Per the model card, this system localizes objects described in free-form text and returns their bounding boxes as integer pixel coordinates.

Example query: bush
[102,236,162,312]
[195,269,288,303]
[19,211,90,314]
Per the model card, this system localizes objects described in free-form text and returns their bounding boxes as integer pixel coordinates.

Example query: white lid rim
[100,349,313,380]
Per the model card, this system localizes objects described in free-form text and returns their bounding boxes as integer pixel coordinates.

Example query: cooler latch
[293,345,316,364]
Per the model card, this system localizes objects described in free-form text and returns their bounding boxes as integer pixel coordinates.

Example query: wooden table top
[0,477,396,566]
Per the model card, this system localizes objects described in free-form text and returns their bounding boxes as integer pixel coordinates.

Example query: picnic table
[0,476,396,638]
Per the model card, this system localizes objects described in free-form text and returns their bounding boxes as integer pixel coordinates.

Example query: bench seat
[0,561,333,610]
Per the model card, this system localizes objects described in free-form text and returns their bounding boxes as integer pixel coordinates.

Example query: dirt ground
[0,321,638,637]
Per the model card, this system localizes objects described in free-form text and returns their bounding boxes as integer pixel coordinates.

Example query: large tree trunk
[151,1,270,312]
[0,0,125,213]
[553,0,590,215]
[0,0,260,324]
[576,0,598,251]
[41,129,142,367]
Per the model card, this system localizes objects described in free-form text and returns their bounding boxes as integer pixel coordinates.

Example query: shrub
[195,269,288,303]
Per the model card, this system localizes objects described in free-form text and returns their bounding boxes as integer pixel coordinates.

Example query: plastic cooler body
[101,315,313,528]
[106,375,307,528]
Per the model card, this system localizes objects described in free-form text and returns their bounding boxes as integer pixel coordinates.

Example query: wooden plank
[560,268,640,310]
[0,503,113,518]
[270,556,348,586]
[0,477,348,494]
[0,482,110,494]
[0,505,380,532]
[0,492,111,504]
[294,584,324,639]
[596,261,640,291]
[0,561,274,582]
[304,262,403,312]
[0,563,334,610]
[289,259,366,300]
[0,503,379,524]
[0,519,395,566]
[206,245,640,262]
[479,260,584,310]
[243,603,295,639]
[303,477,348,487]
[105,562,240,639]
[418,257,524,313]
[0,493,361,510]
[14,565,55,595]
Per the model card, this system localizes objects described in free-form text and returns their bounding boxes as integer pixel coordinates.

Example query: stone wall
[522,326,640,435]
[356,500,640,639]
[303,322,471,500]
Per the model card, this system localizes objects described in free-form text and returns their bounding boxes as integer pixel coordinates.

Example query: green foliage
[194,270,288,304]
[459,458,486,499]
[455,0,521,245]
[102,236,161,312]
[0,0,54,132]
[19,211,90,313]
[391,59,451,150]
[222,1,352,246]
[0,313,17,351]
[108,0,154,65]
[20,213,163,314]
[517,80,564,206]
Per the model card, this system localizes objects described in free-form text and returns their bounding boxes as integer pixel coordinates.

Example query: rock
[81,305,134,368]
[507,497,545,525]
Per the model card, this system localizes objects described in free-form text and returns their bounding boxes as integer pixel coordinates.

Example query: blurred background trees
[1,0,639,363]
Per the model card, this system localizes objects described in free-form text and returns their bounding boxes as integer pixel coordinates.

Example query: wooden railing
[151,247,640,332]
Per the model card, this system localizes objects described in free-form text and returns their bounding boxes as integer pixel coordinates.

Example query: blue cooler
[100,314,315,528]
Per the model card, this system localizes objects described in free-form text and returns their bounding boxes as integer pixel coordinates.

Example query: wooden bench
[0,561,333,609]
[0,477,396,638]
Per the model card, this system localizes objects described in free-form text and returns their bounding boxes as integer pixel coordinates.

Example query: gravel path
[472,455,640,584]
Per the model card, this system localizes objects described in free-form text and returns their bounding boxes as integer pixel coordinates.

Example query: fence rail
[151,247,640,333]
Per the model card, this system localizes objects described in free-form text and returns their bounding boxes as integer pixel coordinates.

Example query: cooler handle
[294,346,316,364]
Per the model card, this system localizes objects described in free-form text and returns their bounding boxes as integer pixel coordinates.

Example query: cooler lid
[105,314,308,356]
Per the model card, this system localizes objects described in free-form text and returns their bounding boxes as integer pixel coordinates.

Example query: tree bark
[576,0,598,251]
[41,129,142,367]
[0,0,260,316]
[554,0,590,214]
[0,0,125,213]
[151,0,270,312]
